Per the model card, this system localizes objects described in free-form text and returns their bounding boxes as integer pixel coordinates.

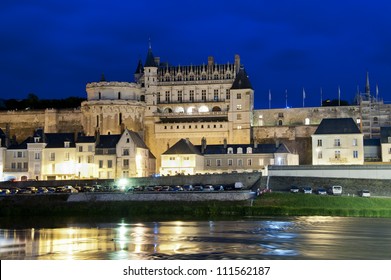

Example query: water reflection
[1,217,391,260]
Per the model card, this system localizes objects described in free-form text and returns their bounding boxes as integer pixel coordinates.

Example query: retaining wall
[67,191,256,202]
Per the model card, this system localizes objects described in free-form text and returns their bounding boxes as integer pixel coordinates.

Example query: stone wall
[67,191,256,202]
[0,109,83,141]
[264,176,391,197]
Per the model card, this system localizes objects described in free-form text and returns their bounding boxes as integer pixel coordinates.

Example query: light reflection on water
[1,216,391,260]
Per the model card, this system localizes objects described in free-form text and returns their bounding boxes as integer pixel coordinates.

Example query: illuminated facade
[1,128,154,181]
[311,118,364,165]
[160,138,299,175]
[81,47,253,170]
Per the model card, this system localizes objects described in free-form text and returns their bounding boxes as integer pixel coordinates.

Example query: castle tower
[228,66,253,144]
[143,46,158,117]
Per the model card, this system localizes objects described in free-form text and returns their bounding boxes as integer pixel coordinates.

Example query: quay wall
[67,191,256,202]
[263,165,391,196]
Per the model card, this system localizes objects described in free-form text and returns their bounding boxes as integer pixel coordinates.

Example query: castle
[1,46,391,180]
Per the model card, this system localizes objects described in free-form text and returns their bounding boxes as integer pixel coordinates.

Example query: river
[1,216,391,260]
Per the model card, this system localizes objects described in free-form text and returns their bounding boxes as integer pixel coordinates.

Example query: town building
[160,138,299,176]
[311,118,364,165]
[1,128,155,181]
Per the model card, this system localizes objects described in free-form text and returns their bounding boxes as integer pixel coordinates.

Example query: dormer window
[64,141,70,148]
[34,137,40,143]
[237,147,243,154]
[227,147,233,154]
[246,147,252,154]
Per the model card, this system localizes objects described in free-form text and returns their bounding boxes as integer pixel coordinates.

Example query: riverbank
[1,192,391,219]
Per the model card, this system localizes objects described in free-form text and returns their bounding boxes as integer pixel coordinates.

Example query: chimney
[95,128,100,145]
[275,139,280,148]
[208,56,214,67]
[201,137,207,153]
[234,54,240,73]
[223,138,227,148]
[5,123,10,147]
[254,140,258,148]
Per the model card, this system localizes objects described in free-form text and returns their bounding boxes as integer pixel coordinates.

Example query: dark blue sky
[1,0,391,109]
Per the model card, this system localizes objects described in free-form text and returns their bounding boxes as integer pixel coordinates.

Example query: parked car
[0,189,11,195]
[214,185,225,191]
[18,188,32,194]
[330,185,343,195]
[193,185,204,191]
[26,186,38,194]
[234,182,244,190]
[9,187,20,195]
[360,190,371,197]
[290,186,299,193]
[203,185,214,191]
[302,186,312,194]
[183,185,194,191]
[317,187,327,195]
[37,187,49,194]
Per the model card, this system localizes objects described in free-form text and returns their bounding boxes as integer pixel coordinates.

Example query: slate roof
[77,134,96,143]
[7,137,29,150]
[197,143,291,155]
[96,135,121,149]
[380,127,391,143]
[144,47,157,67]
[126,129,149,149]
[163,138,202,155]
[44,133,76,148]
[163,139,292,155]
[314,118,361,135]
[134,59,144,74]
[231,67,252,90]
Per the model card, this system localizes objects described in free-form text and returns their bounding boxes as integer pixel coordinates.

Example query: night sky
[1,0,391,109]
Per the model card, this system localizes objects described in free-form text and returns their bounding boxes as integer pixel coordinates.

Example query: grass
[1,193,391,219]
[251,192,391,217]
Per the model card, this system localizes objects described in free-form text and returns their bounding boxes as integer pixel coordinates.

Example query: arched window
[212,106,221,112]
[227,147,233,154]
[278,120,283,126]
[305,118,310,125]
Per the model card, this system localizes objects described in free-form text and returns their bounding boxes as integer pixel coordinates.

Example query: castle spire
[365,71,370,96]
[144,40,156,67]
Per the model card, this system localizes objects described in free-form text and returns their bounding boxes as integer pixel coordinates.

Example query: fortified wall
[252,106,361,164]
[0,109,83,141]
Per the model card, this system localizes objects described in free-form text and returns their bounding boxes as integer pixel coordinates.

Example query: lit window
[335,151,341,159]
[353,151,359,158]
